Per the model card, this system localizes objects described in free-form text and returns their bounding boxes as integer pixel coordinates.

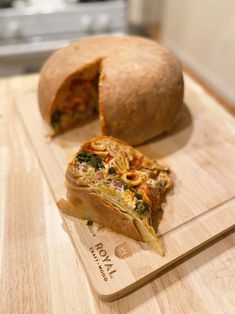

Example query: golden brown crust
[99,38,184,145]
[58,185,142,241]
[38,35,184,145]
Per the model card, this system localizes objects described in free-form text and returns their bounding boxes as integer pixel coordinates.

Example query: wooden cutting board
[11,74,235,301]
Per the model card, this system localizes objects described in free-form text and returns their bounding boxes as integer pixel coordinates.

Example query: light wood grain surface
[10,73,235,300]
[0,74,235,313]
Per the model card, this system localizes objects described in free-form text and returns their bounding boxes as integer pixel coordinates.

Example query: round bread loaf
[38,35,184,145]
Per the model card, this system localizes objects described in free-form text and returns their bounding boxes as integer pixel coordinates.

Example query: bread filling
[50,65,100,134]
[69,137,172,228]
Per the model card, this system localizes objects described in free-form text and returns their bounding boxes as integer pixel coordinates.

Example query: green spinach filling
[51,109,64,128]
[76,151,104,170]
[134,202,149,214]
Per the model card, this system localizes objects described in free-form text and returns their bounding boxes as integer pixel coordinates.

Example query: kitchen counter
[1,74,235,313]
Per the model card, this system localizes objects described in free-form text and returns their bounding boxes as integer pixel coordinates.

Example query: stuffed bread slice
[57,136,172,255]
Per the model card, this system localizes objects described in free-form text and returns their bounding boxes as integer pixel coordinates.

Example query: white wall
[160,0,235,105]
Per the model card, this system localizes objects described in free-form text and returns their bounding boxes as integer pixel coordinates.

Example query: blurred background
[0,0,234,107]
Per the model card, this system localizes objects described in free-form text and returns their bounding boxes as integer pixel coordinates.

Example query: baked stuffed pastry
[57,136,172,255]
[38,35,184,145]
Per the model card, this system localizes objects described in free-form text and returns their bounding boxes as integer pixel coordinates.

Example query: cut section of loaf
[57,135,173,255]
